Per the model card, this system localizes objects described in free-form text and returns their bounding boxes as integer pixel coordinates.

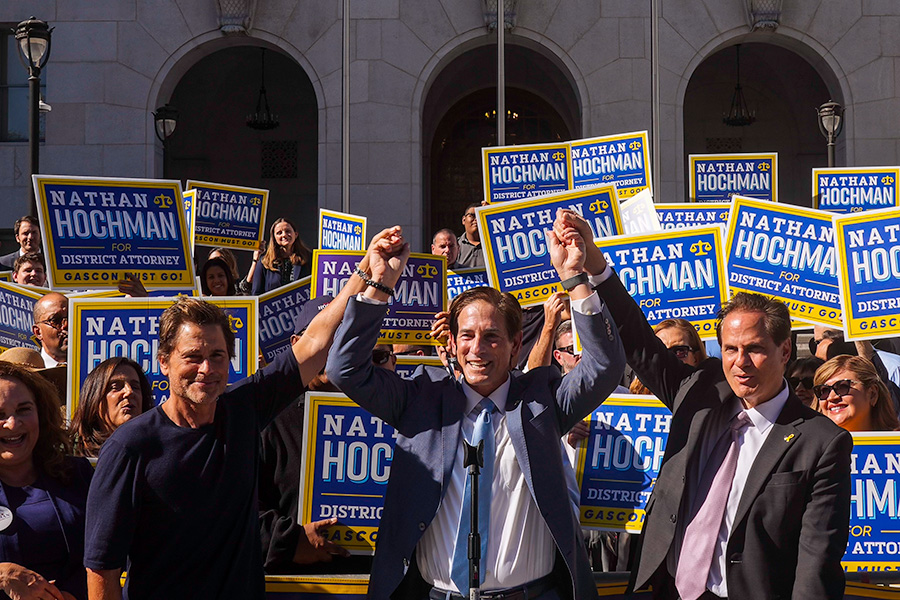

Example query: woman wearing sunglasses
[786,357,824,409]
[814,355,900,431]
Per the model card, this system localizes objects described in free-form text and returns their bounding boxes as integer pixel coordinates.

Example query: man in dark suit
[553,210,852,600]
[326,222,626,600]
[0,215,42,269]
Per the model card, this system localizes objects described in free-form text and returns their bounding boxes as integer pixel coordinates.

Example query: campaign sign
[476,185,623,308]
[656,203,731,230]
[813,167,900,214]
[570,131,652,199]
[311,251,447,346]
[186,180,268,250]
[574,395,670,533]
[833,207,900,340]
[318,209,366,251]
[482,142,572,203]
[0,281,43,353]
[689,153,778,203]
[183,189,197,255]
[67,297,258,419]
[446,267,488,302]
[725,197,841,327]
[0,272,10,282]
[843,432,900,572]
[394,355,444,380]
[300,392,396,554]
[596,226,727,339]
[619,189,661,235]
[33,175,194,290]
[258,277,312,365]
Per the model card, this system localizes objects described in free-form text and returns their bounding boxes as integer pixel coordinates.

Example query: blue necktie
[450,398,496,593]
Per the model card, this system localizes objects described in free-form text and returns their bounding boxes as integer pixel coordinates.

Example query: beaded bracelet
[354,267,395,297]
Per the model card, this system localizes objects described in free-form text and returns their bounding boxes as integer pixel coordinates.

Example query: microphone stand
[462,439,484,600]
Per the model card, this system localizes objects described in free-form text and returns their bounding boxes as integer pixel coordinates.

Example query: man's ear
[158,354,170,377]
[32,325,42,343]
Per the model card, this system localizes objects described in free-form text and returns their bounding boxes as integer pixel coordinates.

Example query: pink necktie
[675,411,753,600]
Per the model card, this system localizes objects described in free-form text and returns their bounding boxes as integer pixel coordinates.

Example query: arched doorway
[422,43,580,237]
[683,43,836,207]
[165,45,318,249]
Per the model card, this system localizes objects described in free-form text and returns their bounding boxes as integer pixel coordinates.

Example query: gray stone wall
[2,0,899,250]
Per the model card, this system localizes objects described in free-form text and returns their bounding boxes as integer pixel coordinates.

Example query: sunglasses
[372,349,395,365]
[38,315,68,331]
[556,345,575,355]
[813,379,860,401]
[788,376,814,390]
[669,345,698,360]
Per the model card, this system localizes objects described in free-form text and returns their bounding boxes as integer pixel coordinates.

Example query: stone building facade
[1,0,897,252]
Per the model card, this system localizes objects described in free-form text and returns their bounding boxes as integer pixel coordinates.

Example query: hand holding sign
[294,517,352,564]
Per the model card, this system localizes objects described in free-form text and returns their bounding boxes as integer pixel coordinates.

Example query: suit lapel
[505,374,535,496]
[441,378,466,489]
[731,394,805,531]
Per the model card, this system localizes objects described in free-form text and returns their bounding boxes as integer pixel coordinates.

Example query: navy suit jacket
[595,273,852,600]
[0,250,20,270]
[326,296,626,600]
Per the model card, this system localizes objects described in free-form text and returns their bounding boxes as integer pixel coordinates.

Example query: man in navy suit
[327,218,626,600]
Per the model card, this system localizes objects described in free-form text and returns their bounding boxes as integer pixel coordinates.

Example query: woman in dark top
[0,361,92,600]
[199,257,237,297]
[251,218,312,295]
[70,357,153,459]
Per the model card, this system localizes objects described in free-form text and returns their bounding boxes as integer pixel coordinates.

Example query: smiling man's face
[720,310,791,407]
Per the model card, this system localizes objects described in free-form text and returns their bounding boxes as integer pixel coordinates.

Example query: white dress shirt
[40,347,61,368]
[701,383,789,597]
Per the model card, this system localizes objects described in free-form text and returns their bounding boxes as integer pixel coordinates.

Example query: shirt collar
[461,376,510,416]
[741,380,789,435]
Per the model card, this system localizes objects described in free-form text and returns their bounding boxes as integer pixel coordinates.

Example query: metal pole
[28,71,40,216]
[650,0,660,200]
[497,0,505,147]
[341,0,350,213]
[827,135,835,168]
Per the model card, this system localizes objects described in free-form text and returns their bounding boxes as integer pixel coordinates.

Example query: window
[1,26,46,142]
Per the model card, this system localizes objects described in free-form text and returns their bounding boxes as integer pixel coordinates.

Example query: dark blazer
[595,273,852,600]
[250,261,309,296]
[0,250,20,270]
[0,456,93,600]
[326,296,626,600]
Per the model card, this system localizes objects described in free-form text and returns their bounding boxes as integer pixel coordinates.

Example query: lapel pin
[784,434,795,443]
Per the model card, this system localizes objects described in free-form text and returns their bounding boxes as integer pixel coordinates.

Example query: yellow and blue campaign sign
[482,141,572,202]
[0,281,44,353]
[476,185,623,308]
[259,277,312,365]
[0,273,10,282]
[182,189,197,255]
[570,131,651,199]
[843,432,900,573]
[318,209,366,251]
[833,207,900,340]
[596,226,727,339]
[813,166,900,214]
[186,180,268,250]
[574,395,669,533]
[656,202,731,230]
[311,251,446,346]
[67,296,258,419]
[446,267,488,302]
[689,152,778,203]
[394,355,444,380]
[33,175,194,290]
[726,196,841,327]
[619,189,661,234]
[300,393,395,555]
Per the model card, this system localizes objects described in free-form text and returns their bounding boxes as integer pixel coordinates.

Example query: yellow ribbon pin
[784,434,795,443]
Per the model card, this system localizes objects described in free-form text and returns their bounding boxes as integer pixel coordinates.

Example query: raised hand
[546,224,585,281]
[553,209,608,275]
[361,226,410,300]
